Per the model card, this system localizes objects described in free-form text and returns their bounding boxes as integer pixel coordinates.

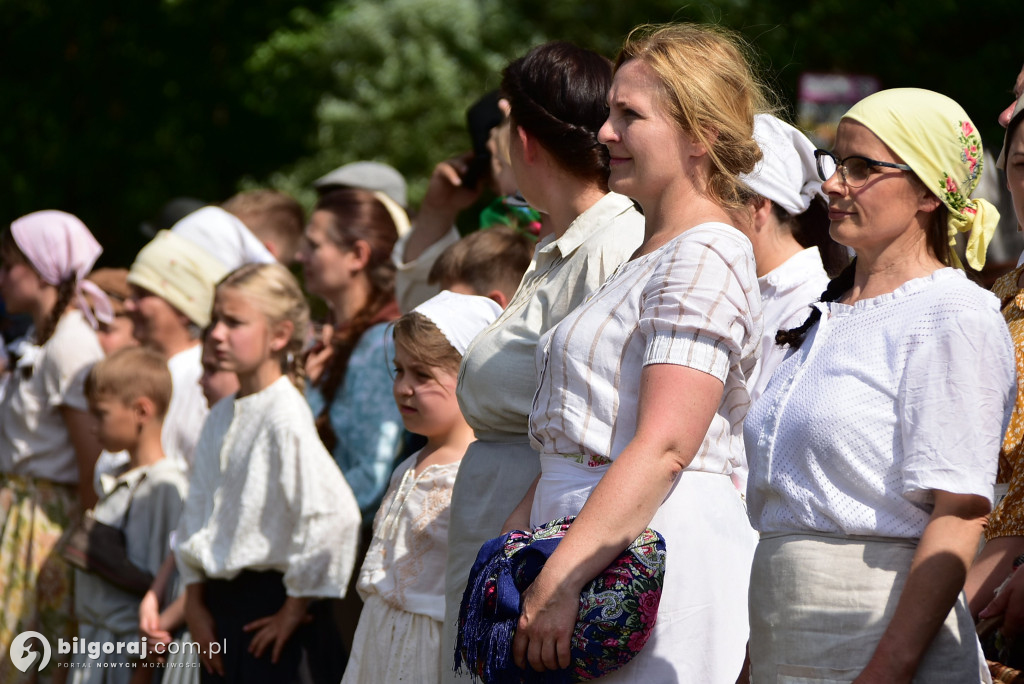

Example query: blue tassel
[456,532,518,680]
[454,531,574,684]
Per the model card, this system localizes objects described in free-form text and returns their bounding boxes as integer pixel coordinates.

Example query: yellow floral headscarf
[844,88,999,270]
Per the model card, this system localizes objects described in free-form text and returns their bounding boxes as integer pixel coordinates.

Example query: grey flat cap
[313,161,408,207]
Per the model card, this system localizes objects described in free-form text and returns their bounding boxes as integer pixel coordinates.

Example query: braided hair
[501,42,613,189]
[37,277,77,346]
[775,259,857,350]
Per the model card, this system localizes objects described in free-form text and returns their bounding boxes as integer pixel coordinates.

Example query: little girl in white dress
[342,291,500,684]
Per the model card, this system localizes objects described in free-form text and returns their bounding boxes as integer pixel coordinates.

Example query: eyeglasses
[814,149,912,188]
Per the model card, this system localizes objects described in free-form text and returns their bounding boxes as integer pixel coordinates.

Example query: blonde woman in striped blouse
[504,24,767,682]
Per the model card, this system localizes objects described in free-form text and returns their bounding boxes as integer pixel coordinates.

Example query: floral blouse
[987,264,1024,539]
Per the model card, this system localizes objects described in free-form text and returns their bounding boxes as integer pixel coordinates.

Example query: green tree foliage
[0,0,331,265]
[244,0,525,207]
[3,0,1023,264]
[249,0,741,206]
[250,0,1024,208]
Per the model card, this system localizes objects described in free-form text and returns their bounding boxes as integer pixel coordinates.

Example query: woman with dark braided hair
[300,188,404,522]
[441,41,645,681]
[0,210,110,682]
[745,90,1014,681]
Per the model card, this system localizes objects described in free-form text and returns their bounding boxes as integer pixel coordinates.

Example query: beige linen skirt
[749,533,989,684]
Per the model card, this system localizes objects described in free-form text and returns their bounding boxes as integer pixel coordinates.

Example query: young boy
[222,189,305,265]
[427,226,534,309]
[70,347,188,684]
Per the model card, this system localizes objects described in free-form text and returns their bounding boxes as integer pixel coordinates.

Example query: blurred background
[3,0,1022,268]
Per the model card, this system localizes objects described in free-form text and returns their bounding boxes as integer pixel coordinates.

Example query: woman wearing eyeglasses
[744,88,1015,682]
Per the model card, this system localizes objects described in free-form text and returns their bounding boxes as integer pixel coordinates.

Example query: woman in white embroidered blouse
[744,89,1014,682]
[505,24,767,682]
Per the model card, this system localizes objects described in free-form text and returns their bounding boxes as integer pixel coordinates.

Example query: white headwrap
[171,206,276,271]
[411,290,501,355]
[742,114,824,216]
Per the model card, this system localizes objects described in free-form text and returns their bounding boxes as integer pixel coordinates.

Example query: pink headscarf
[9,210,113,328]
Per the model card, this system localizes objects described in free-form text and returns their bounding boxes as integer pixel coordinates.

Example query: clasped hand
[512,570,579,673]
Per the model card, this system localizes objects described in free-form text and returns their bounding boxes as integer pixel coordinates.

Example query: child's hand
[139,591,173,643]
[139,590,162,636]
[138,591,172,662]
[243,596,312,664]
[184,584,224,676]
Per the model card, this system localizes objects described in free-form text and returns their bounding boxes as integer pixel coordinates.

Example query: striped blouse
[529,222,762,474]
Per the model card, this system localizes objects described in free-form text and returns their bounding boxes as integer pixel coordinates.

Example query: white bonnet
[411,290,501,355]
[741,114,824,216]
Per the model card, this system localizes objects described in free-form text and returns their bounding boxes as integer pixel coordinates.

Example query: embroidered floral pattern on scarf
[456,516,666,683]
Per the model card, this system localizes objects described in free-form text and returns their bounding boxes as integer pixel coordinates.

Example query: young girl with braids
[176,263,361,684]
[0,210,110,682]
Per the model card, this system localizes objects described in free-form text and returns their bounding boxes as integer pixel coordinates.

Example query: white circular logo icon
[9,631,51,673]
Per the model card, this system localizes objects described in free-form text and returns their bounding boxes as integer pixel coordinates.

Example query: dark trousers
[200,570,346,684]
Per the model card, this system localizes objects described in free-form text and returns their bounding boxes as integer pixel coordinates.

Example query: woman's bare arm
[853,490,989,684]
[60,405,101,510]
[511,363,724,672]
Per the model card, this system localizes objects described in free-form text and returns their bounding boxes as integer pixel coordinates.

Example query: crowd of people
[2,19,1024,684]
